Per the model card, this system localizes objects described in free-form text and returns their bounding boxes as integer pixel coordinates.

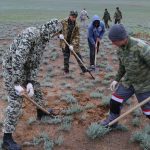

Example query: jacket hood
[92,15,100,23]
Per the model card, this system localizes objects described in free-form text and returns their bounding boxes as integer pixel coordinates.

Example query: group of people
[1,8,150,150]
[102,7,122,28]
[79,7,122,29]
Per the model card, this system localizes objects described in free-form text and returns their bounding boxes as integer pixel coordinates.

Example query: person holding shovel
[59,10,88,75]
[101,24,150,127]
[2,19,62,150]
[87,15,105,71]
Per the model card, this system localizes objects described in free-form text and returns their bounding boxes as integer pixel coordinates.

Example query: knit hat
[108,24,128,41]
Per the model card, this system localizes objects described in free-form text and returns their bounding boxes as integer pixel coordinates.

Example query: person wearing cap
[87,15,105,70]
[114,7,122,24]
[100,24,150,127]
[2,19,62,150]
[80,8,90,28]
[59,10,87,75]
[102,8,112,29]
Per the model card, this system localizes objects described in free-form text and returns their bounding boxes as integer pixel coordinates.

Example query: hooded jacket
[88,15,105,45]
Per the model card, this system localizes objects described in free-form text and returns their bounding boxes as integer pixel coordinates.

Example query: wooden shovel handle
[63,39,95,80]
[108,97,150,126]
[22,93,50,115]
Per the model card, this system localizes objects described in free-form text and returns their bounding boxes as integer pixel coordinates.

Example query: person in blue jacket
[87,15,105,70]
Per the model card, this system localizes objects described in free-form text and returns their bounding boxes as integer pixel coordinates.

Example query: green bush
[131,124,150,149]
[86,123,110,139]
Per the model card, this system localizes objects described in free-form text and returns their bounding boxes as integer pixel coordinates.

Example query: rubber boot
[100,112,119,128]
[2,133,21,150]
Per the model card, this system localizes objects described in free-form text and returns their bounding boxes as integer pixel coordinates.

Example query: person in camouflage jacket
[102,8,112,29]
[100,24,150,127]
[59,10,87,74]
[2,19,62,150]
[114,7,122,24]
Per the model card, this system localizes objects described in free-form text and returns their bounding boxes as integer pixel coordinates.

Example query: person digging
[100,24,150,127]
[59,10,88,75]
[2,19,62,150]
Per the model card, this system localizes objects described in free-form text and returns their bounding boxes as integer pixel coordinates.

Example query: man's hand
[69,45,73,51]
[58,34,64,40]
[110,80,118,91]
[15,85,24,96]
[26,83,34,97]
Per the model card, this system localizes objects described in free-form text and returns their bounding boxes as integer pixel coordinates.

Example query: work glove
[110,80,118,91]
[58,34,64,40]
[26,83,34,97]
[69,45,73,51]
[14,85,24,96]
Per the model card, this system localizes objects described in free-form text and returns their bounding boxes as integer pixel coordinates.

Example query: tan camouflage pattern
[60,18,80,52]
[115,37,150,93]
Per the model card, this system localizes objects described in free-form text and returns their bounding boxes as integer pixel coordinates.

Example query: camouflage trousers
[63,47,86,73]
[3,68,44,133]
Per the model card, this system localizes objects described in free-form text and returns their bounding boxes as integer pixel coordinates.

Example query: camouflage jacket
[103,11,111,21]
[114,10,122,20]
[3,19,61,85]
[60,18,80,52]
[115,37,150,93]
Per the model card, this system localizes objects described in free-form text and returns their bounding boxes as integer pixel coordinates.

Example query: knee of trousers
[110,99,122,115]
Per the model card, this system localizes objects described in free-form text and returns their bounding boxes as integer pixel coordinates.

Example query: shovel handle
[108,96,150,126]
[22,93,50,115]
[63,39,95,80]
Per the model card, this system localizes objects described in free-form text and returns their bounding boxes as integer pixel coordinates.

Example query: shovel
[63,39,95,80]
[108,96,150,127]
[94,41,100,73]
[22,93,54,116]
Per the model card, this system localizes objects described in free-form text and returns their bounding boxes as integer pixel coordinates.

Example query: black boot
[2,133,21,150]
[37,108,55,120]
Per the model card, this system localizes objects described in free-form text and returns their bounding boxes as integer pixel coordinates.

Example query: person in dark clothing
[102,8,112,29]
[114,7,122,24]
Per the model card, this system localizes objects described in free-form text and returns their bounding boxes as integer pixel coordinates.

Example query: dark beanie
[108,24,128,41]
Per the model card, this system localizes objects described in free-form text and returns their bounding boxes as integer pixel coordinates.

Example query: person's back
[102,9,111,28]
[114,7,122,24]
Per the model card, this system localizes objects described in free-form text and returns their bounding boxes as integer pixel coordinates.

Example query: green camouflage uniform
[102,10,111,28]
[115,37,150,93]
[114,9,122,24]
[2,19,62,133]
[60,18,86,73]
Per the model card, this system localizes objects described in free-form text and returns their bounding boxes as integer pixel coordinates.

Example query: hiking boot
[100,112,119,128]
[2,133,21,150]
[37,108,55,120]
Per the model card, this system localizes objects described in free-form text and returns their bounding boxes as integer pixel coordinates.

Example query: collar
[121,37,131,50]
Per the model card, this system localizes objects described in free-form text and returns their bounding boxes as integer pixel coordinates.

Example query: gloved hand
[69,45,73,51]
[110,80,118,91]
[14,85,24,96]
[26,83,34,97]
[58,34,64,40]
